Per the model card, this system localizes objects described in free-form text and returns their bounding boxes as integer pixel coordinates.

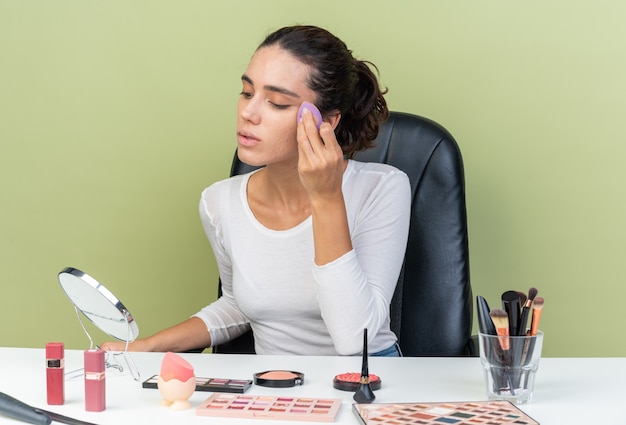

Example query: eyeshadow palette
[352,401,539,425]
[196,393,342,422]
[142,375,252,393]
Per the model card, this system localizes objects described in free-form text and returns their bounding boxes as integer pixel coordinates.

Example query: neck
[246,163,311,230]
[258,163,309,206]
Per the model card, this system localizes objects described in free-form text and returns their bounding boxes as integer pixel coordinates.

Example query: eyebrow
[241,74,300,99]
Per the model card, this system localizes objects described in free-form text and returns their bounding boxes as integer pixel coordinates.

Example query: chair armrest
[466,335,479,357]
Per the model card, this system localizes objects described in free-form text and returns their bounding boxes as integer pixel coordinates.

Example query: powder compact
[253,370,304,388]
[333,372,382,391]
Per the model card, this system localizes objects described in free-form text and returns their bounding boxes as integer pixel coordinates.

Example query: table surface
[0,347,621,424]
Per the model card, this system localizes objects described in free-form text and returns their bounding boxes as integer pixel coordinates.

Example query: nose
[239,96,261,125]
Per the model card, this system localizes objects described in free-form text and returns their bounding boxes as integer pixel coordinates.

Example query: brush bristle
[517,291,527,306]
[533,297,544,309]
[489,308,509,330]
[489,308,510,350]
[528,287,538,301]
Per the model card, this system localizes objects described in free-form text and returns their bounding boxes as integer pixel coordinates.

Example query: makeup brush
[521,296,544,380]
[353,328,375,404]
[501,291,520,338]
[489,309,510,351]
[518,287,538,336]
[489,308,515,394]
[530,297,544,336]
[476,296,497,335]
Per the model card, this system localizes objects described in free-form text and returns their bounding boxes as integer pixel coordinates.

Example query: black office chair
[213,111,474,356]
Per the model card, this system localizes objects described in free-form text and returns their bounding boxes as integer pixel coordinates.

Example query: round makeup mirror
[58,267,141,381]
[58,267,139,343]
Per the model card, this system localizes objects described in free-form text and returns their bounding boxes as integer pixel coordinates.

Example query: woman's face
[236,45,317,167]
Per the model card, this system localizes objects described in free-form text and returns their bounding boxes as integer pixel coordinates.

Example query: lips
[237,130,261,147]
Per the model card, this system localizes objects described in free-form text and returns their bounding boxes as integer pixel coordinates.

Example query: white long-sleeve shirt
[194,160,411,355]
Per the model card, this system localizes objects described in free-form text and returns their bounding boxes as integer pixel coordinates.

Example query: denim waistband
[371,342,402,357]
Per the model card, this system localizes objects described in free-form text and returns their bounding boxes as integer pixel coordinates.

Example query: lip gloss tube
[46,342,64,405]
[84,348,106,412]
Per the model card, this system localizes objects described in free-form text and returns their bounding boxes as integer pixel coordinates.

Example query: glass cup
[478,331,543,404]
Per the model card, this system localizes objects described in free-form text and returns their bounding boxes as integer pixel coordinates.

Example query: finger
[297,109,328,164]
[318,123,343,156]
[300,107,326,152]
[296,118,315,157]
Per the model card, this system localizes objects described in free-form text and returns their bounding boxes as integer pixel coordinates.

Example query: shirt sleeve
[193,183,251,347]
[312,167,411,355]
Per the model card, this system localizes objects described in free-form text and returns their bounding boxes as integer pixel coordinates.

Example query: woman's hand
[100,341,127,352]
[296,107,345,201]
[100,339,147,352]
[296,106,352,265]
[101,317,211,353]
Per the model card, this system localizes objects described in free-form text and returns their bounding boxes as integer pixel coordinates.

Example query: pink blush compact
[333,372,382,392]
[253,370,304,388]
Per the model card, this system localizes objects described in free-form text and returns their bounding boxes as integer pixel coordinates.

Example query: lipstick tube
[84,348,106,412]
[46,342,64,405]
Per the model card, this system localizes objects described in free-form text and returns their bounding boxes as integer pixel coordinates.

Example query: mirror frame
[58,267,139,342]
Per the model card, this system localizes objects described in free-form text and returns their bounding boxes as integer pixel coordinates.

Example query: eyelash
[269,102,289,110]
[239,91,290,110]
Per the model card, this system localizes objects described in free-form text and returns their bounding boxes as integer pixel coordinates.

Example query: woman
[102,25,410,356]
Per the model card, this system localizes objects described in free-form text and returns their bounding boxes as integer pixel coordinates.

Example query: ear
[324,111,341,130]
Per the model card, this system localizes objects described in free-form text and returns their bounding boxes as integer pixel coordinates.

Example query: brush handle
[361,329,369,376]
[530,307,543,336]
[481,336,509,394]
[501,291,520,337]
[518,306,530,336]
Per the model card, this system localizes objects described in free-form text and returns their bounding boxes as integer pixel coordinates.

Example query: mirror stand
[65,306,141,382]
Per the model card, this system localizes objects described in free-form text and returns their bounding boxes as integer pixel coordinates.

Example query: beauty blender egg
[297,101,323,129]
[159,352,195,382]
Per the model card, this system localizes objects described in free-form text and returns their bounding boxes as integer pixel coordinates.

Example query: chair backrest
[214,111,473,356]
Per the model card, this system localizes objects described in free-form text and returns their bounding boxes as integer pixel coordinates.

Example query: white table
[0,347,621,424]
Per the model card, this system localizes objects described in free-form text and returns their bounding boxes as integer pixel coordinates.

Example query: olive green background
[2,1,624,357]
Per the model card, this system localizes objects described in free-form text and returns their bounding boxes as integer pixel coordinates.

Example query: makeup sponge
[297,101,323,129]
[159,352,194,382]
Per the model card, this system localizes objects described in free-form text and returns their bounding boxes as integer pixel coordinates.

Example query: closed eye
[268,101,289,110]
